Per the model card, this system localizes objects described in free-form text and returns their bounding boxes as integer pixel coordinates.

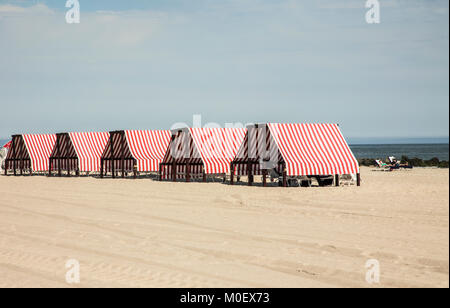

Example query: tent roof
[69,132,109,172]
[124,130,171,172]
[22,134,57,172]
[267,123,359,176]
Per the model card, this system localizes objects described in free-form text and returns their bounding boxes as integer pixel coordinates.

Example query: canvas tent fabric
[101,130,171,176]
[268,123,359,176]
[23,134,57,172]
[161,127,246,179]
[50,132,110,174]
[190,127,247,174]
[70,132,109,172]
[2,141,11,149]
[5,134,56,173]
[232,123,359,177]
[125,130,171,172]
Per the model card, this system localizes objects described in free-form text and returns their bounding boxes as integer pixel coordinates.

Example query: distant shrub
[359,155,449,168]
[427,157,440,166]
[438,161,449,168]
[357,158,376,167]
[406,157,426,167]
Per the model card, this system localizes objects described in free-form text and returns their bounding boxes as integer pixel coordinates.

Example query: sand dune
[0,167,448,288]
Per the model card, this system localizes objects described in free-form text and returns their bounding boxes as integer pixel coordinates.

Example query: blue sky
[0,0,448,141]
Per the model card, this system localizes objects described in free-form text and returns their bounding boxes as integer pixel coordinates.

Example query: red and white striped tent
[101,130,171,178]
[49,132,109,175]
[4,134,56,175]
[231,123,360,186]
[2,141,11,149]
[160,127,246,181]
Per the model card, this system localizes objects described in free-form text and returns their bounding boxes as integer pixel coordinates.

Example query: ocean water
[1,138,448,161]
[349,144,449,161]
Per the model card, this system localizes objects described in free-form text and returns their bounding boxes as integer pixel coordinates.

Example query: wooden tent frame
[100,130,137,179]
[230,124,287,187]
[3,135,32,176]
[230,124,361,187]
[48,133,79,177]
[159,129,211,183]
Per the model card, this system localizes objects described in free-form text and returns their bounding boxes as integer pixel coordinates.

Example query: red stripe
[266,124,359,176]
[70,132,109,172]
[125,130,171,172]
[3,141,12,149]
[22,134,56,172]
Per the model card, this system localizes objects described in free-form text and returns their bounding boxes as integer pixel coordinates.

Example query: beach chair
[387,157,413,171]
[375,160,391,171]
[339,174,356,186]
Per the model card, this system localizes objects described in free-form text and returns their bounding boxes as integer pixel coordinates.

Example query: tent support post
[66,135,71,177]
[335,174,340,187]
[246,127,252,186]
[282,164,287,188]
[121,132,125,179]
[111,133,115,179]
[171,162,176,182]
[230,163,234,185]
[56,135,61,177]
[12,137,16,176]
[262,169,267,187]
[247,162,253,186]
[133,160,137,179]
[255,125,260,187]
[202,171,206,183]
[49,159,52,177]
[100,158,104,178]
[186,162,190,182]
[357,173,361,186]
[158,164,162,181]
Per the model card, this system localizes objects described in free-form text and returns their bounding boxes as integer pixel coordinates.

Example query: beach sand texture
[0,167,448,288]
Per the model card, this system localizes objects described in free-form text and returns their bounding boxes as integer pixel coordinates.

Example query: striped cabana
[100,130,171,178]
[160,127,246,182]
[4,134,56,176]
[49,132,109,176]
[230,123,360,187]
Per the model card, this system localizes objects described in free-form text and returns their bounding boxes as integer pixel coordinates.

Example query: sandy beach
[0,166,448,288]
